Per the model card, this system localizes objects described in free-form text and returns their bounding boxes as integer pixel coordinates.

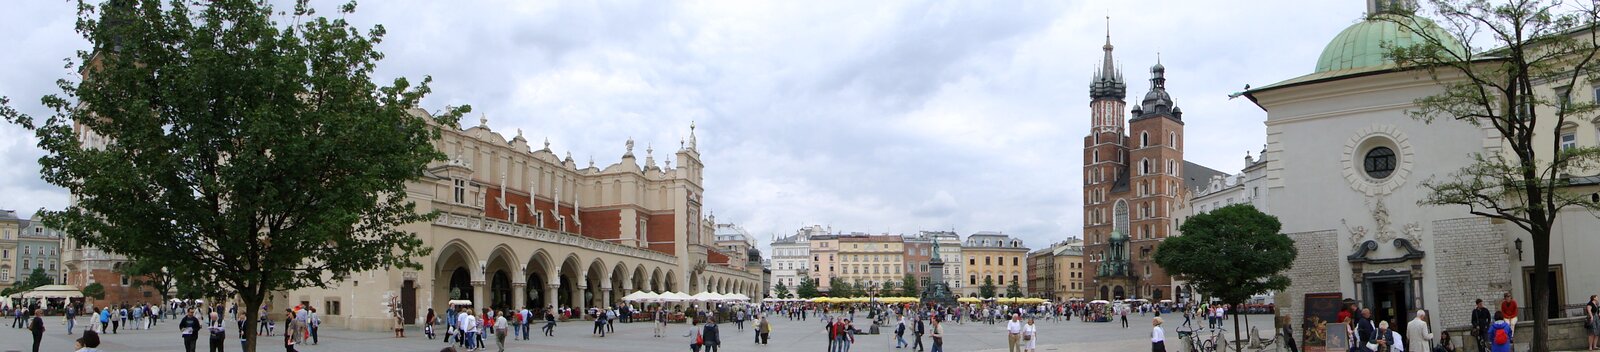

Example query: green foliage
[773,282,791,299]
[1155,204,1295,352]
[1155,204,1294,306]
[879,280,898,297]
[796,277,819,299]
[1005,280,1022,298]
[0,1,465,351]
[828,277,856,297]
[901,274,919,298]
[3,269,53,297]
[1376,2,1600,350]
[81,282,106,300]
[979,276,997,298]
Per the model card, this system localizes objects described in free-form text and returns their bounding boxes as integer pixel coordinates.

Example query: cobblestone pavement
[0,313,1281,352]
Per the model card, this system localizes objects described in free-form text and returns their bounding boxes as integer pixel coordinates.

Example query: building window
[508,205,519,223]
[1012,257,1018,266]
[998,275,1004,285]
[453,179,467,204]
[326,300,342,315]
[1141,132,1149,147]
[1169,132,1177,149]
[969,275,977,285]
[1363,146,1396,179]
[985,257,991,265]
[1561,127,1577,151]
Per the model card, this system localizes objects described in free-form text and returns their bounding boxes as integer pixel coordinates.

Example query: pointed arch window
[1140,132,1149,147]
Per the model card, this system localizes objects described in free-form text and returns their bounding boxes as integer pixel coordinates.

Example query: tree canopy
[773,282,791,299]
[1005,280,1023,298]
[901,274,919,298]
[1155,203,1294,351]
[979,276,997,298]
[1,1,466,350]
[797,277,820,299]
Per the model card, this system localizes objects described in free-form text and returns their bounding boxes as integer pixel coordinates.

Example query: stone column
[601,288,613,308]
[574,285,588,312]
[512,283,527,310]
[472,281,487,308]
[545,284,560,309]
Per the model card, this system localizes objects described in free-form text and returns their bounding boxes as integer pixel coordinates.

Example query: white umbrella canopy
[1089,300,1110,305]
[725,293,750,302]
[622,291,660,302]
[661,292,694,302]
[690,292,723,302]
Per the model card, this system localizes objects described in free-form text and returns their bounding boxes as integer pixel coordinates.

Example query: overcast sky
[1,0,1362,254]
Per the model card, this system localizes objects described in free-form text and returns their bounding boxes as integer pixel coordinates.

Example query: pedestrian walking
[912,313,926,351]
[655,308,668,337]
[180,309,202,352]
[895,314,908,349]
[702,318,722,352]
[594,308,607,337]
[208,312,226,352]
[308,307,319,345]
[28,309,45,352]
[757,314,771,344]
[494,311,509,352]
[1023,318,1038,352]
[543,307,556,337]
[1007,314,1023,352]
[1150,317,1165,352]
[929,317,944,352]
[66,306,77,335]
[685,318,704,352]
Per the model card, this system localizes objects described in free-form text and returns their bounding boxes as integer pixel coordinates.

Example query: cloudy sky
[1,0,1361,254]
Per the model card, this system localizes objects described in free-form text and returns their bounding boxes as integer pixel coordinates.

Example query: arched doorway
[524,251,552,310]
[650,268,663,292]
[689,271,700,293]
[1099,286,1109,301]
[490,270,512,311]
[585,261,606,309]
[559,255,583,309]
[449,267,473,301]
[664,270,677,292]
[632,265,647,294]
[610,264,627,306]
[1113,286,1125,300]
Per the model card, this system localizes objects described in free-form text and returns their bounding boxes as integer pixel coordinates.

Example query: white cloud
[0,0,1362,253]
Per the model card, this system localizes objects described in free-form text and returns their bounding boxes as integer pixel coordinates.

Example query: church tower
[1082,20,1188,302]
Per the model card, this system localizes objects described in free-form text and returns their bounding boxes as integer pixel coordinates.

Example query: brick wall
[1431,217,1510,330]
[579,209,621,239]
[1280,229,1340,342]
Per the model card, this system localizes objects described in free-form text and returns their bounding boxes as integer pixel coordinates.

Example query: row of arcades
[431,239,761,313]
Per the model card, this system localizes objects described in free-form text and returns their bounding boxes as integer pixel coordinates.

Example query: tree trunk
[1234,304,1243,352]
[242,292,263,352]
[1531,232,1551,352]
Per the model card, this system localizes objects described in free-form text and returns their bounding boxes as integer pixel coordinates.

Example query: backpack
[1493,325,1509,345]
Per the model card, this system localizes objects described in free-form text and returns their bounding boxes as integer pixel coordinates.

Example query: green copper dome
[1315,14,1465,73]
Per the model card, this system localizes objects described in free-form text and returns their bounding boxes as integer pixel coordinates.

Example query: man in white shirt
[1006,314,1023,352]
[1406,310,1432,352]
[457,310,477,351]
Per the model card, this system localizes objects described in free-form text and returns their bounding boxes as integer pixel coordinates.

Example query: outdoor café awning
[17,285,84,299]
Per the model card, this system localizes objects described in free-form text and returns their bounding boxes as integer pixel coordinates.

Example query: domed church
[1242,0,1600,345]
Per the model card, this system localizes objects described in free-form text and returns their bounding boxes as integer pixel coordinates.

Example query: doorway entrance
[401,280,416,324]
[1522,265,1565,319]
[1363,271,1412,337]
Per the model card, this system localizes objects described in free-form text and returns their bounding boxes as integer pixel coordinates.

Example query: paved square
[0,313,1280,351]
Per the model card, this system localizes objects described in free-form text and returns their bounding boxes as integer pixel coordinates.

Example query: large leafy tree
[797,277,820,299]
[1155,204,1295,352]
[879,280,898,297]
[1005,281,1023,298]
[901,274,919,298]
[0,1,465,351]
[120,259,175,303]
[979,276,997,298]
[1379,1,1600,350]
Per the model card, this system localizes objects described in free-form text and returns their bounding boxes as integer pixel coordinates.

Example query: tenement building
[1242,0,1600,343]
[961,231,1029,297]
[1081,26,1224,302]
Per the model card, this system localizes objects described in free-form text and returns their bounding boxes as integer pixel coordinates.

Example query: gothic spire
[1090,16,1126,100]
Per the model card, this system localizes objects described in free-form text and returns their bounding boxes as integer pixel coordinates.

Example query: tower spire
[1090,16,1126,101]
